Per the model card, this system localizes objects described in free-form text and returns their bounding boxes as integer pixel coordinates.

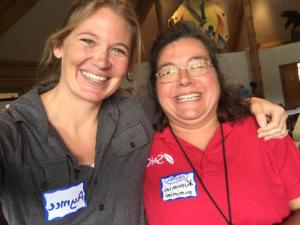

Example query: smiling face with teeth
[52,6,132,104]
[156,37,220,129]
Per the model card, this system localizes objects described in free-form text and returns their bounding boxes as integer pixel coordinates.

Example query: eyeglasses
[156,57,212,84]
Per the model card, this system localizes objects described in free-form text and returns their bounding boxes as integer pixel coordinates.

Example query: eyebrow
[77,32,99,39]
[157,62,174,71]
[158,55,210,70]
[190,55,210,61]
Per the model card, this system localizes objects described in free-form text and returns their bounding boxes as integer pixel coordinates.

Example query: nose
[92,47,112,70]
[177,67,193,86]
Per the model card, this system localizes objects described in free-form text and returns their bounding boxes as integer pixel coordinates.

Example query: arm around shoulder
[279,210,300,225]
[119,95,154,138]
[248,97,288,140]
[277,195,300,224]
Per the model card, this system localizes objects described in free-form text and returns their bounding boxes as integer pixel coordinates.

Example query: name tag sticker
[42,181,87,222]
[161,171,198,201]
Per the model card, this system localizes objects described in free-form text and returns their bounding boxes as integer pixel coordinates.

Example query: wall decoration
[281,10,300,42]
[281,10,300,30]
[168,0,229,49]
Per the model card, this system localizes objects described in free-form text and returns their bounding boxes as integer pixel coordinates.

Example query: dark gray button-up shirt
[0,86,154,225]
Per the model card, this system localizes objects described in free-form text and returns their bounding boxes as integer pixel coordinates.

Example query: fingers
[249,97,268,128]
[258,126,288,141]
[250,96,288,140]
[255,113,267,128]
[257,109,288,140]
[289,197,300,210]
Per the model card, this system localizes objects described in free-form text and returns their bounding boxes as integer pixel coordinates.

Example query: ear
[53,45,63,59]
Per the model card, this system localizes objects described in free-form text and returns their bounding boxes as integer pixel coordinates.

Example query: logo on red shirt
[147,153,175,167]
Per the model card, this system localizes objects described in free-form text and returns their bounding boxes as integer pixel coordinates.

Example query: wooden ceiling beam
[154,0,167,33]
[133,0,154,25]
[0,0,40,36]
[0,59,38,94]
[0,1,14,15]
[225,0,244,52]
[243,0,264,96]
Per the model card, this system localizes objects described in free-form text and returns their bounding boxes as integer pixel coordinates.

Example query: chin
[178,111,205,120]
[79,93,107,103]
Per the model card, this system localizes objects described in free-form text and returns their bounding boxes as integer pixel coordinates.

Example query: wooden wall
[0,60,38,95]
[280,62,300,109]
[0,60,37,224]
[0,207,7,225]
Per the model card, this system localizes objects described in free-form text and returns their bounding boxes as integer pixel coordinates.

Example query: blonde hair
[38,0,142,84]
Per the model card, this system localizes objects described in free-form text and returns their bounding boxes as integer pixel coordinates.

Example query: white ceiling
[0,0,71,62]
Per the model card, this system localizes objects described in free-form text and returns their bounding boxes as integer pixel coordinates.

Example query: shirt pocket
[111,122,150,156]
[24,158,73,193]
[109,122,150,180]
[39,157,74,192]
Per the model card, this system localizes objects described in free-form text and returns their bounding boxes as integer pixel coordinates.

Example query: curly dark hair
[149,21,250,131]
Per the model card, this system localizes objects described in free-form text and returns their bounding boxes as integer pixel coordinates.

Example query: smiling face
[156,37,220,129]
[53,6,132,103]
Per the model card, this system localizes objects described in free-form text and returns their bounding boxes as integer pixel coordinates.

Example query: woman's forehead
[158,37,210,63]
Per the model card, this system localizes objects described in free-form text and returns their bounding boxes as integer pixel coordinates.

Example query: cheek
[64,40,90,63]
[156,84,165,106]
[111,57,129,77]
[156,83,170,101]
[206,75,221,103]
[202,71,220,92]
[211,75,221,93]
[156,84,175,114]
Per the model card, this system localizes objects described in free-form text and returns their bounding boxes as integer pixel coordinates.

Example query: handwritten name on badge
[161,172,197,201]
[42,182,87,222]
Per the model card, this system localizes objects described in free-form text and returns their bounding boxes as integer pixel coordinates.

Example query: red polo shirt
[144,116,300,225]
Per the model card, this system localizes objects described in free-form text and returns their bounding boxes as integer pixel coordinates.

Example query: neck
[170,116,219,150]
[41,85,101,130]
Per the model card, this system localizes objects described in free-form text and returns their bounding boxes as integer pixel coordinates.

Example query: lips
[81,70,108,83]
[176,93,201,102]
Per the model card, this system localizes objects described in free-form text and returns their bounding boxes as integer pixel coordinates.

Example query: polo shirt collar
[156,121,235,152]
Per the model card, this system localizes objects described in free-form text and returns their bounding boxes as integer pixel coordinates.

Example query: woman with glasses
[143,21,300,225]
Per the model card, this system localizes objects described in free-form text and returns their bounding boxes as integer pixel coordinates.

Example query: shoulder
[232,116,299,159]
[0,110,19,148]
[113,90,149,120]
[230,116,294,146]
[0,110,14,130]
[235,115,259,128]
[109,90,154,137]
[226,115,259,136]
[238,116,297,147]
[227,116,285,154]
[150,128,172,151]
[0,88,45,142]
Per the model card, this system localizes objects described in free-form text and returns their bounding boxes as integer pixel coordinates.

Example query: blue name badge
[161,171,198,201]
[42,181,87,222]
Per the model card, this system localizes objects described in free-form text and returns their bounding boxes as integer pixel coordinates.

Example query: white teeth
[82,71,107,82]
[176,93,200,101]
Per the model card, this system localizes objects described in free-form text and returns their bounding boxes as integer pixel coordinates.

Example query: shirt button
[130,142,136,148]
[41,181,47,189]
[99,204,105,211]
